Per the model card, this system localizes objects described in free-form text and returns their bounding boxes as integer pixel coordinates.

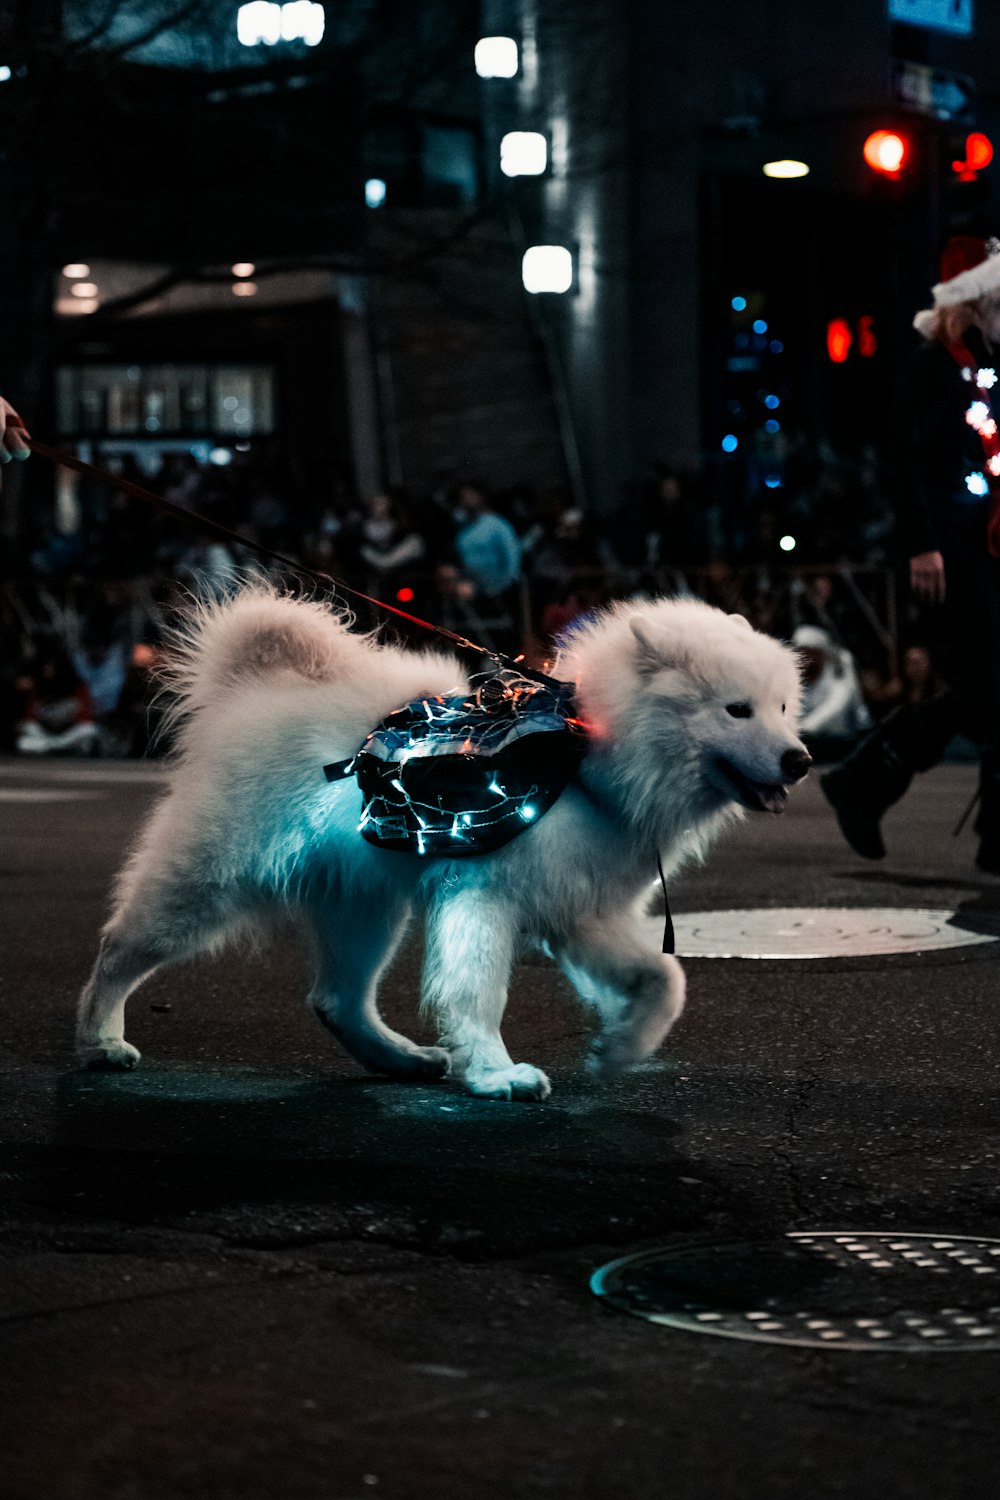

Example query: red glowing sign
[863,130,907,177]
[826,318,853,364]
[952,132,994,181]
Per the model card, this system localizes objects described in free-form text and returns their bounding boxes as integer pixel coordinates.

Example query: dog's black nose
[781,748,812,782]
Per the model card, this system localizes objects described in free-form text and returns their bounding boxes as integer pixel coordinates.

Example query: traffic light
[826,315,878,364]
[863,130,908,177]
[951,131,993,182]
[826,318,852,363]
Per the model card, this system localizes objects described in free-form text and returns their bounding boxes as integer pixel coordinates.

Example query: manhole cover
[671,907,997,958]
[592,1232,1000,1350]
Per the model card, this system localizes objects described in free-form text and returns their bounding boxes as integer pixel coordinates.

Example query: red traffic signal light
[952,132,994,181]
[827,318,853,363]
[863,130,907,177]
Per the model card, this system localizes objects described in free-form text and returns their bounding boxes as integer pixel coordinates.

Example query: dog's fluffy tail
[160,584,369,725]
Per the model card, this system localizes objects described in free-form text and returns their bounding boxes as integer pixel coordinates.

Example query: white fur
[76,587,807,1100]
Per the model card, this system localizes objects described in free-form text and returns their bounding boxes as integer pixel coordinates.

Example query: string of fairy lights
[960,363,1000,494]
[324,671,589,856]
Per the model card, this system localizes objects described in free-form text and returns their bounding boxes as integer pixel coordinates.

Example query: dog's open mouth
[716,757,789,814]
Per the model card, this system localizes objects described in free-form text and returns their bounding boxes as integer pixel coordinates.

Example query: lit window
[474,36,518,78]
[500,131,547,177]
[521,245,573,294]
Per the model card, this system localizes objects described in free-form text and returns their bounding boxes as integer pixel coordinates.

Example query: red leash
[25,435,518,667]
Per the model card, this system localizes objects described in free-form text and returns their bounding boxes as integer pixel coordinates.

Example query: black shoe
[820,734,912,860]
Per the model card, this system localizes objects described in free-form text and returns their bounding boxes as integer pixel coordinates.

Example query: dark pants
[885,515,1000,769]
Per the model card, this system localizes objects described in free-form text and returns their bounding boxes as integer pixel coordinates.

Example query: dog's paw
[585,1046,635,1081]
[78,1039,142,1071]
[404,1045,452,1081]
[463,1063,551,1102]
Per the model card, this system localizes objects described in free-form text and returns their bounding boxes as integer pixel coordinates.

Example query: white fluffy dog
[77,588,809,1100]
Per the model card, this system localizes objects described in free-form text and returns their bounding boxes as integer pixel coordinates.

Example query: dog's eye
[726,702,753,719]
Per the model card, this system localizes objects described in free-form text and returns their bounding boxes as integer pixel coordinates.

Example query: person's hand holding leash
[0,398,31,477]
[910,549,946,605]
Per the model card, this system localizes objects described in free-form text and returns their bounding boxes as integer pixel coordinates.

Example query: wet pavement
[2,755,1000,1499]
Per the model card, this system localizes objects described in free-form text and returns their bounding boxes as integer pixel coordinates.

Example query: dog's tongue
[753,783,789,814]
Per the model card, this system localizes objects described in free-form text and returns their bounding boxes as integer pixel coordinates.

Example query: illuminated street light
[863,130,907,176]
[237,2,324,47]
[475,36,518,78]
[763,159,809,179]
[521,245,573,294]
[231,262,255,277]
[280,1,324,44]
[500,131,548,177]
[62,263,91,278]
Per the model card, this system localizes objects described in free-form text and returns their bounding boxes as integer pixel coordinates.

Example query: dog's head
[626,609,809,814]
[562,599,810,824]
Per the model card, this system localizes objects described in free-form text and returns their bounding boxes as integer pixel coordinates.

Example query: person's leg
[821,691,960,859]
[937,533,1000,870]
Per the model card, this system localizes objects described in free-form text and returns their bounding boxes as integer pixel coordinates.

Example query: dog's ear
[729,613,752,632]
[629,617,670,675]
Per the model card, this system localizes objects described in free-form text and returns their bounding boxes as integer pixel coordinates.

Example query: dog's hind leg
[305,895,450,1081]
[556,913,686,1079]
[421,891,550,1101]
[77,881,241,1070]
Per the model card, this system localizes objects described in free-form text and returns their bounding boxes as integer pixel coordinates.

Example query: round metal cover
[671,907,997,959]
[592,1232,1000,1350]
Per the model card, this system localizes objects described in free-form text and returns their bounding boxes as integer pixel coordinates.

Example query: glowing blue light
[765,419,780,434]
[416,830,426,854]
[753,319,768,334]
[0,66,11,83]
[764,475,783,489]
[966,471,989,496]
[519,804,537,821]
[721,434,739,453]
[489,779,506,797]
[731,296,747,311]
[365,178,387,208]
[764,394,780,409]
[770,340,784,354]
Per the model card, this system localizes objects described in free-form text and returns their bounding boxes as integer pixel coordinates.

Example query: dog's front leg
[421,890,551,1101]
[556,913,686,1078]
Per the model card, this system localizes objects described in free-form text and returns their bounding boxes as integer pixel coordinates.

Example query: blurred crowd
[2,443,943,762]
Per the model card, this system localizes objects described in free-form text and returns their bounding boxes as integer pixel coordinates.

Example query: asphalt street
[3,753,1000,1500]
